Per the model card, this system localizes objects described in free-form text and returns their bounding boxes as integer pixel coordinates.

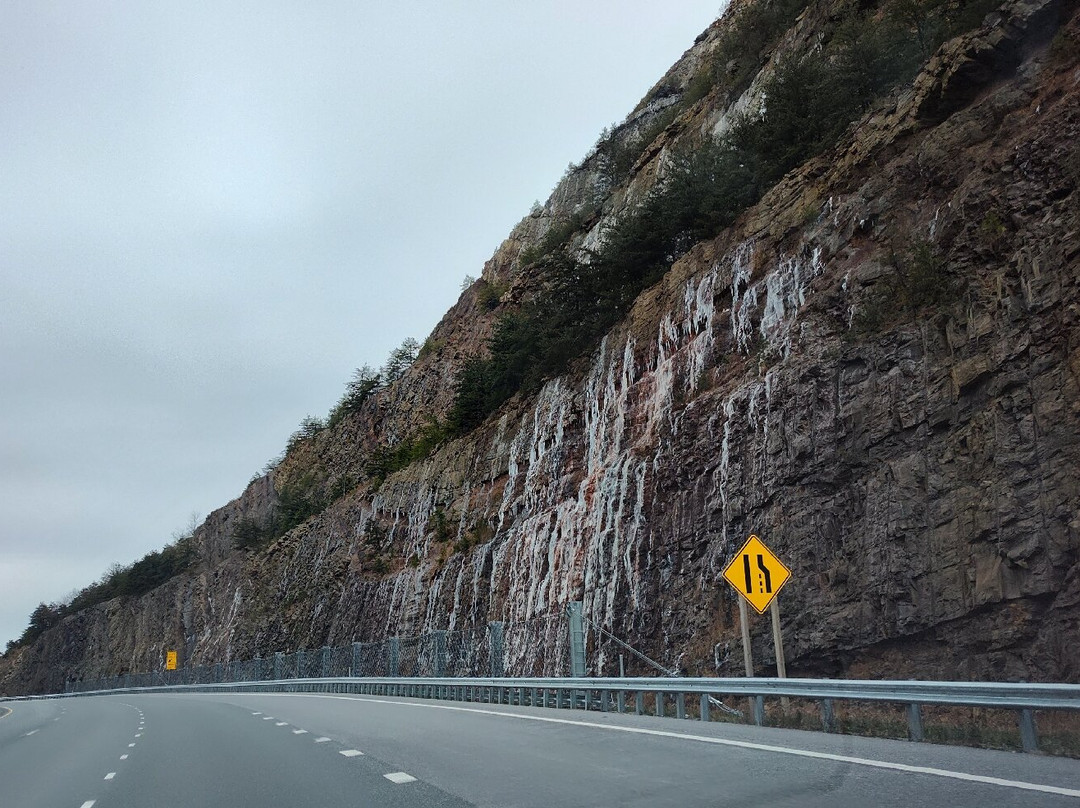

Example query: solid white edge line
[260,693,1080,799]
[384,771,417,784]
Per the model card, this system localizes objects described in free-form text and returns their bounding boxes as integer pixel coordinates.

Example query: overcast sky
[0,1,724,648]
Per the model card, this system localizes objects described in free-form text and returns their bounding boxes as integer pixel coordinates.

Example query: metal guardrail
[12,676,1078,753]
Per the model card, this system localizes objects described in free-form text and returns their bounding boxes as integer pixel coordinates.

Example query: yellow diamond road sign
[722,535,791,614]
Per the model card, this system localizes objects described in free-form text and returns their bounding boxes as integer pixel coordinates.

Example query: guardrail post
[636,691,644,715]
[321,646,331,677]
[821,698,835,732]
[655,691,664,717]
[488,622,504,677]
[273,652,283,680]
[906,703,924,742]
[700,693,710,722]
[566,602,586,677]
[389,637,401,676]
[676,692,686,720]
[753,695,765,726]
[1019,709,1038,753]
[351,642,362,676]
[433,631,447,677]
[617,690,626,713]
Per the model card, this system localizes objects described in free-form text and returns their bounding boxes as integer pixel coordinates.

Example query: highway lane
[0,695,467,808]
[1,691,1079,807]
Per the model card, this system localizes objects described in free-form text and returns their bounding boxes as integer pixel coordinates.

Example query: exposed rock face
[3,0,1078,695]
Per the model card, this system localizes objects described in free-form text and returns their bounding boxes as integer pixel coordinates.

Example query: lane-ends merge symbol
[721,534,791,614]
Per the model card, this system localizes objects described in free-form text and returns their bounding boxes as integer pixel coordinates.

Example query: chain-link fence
[66,613,576,693]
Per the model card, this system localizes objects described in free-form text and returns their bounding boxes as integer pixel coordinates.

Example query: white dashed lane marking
[262,717,275,721]
[134,733,141,738]
[128,743,136,748]
[79,801,96,808]
[104,772,116,780]
[292,729,308,734]
[120,754,128,760]
[251,712,262,715]
[314,737,331,743]
[25,730,38,736]
[338,750,364,757]
[275,722,288,727]
[384,772,417,784]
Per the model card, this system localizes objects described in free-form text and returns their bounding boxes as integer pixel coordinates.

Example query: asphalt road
[2,692,1079,807]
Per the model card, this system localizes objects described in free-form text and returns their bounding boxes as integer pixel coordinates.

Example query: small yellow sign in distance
[722,534,791,614]
[166,650,178,671]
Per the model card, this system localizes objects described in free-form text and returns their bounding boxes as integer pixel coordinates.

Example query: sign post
[737,598,753,677]
[722,534,791,687]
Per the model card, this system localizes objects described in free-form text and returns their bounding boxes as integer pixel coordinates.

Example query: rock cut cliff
[3,0,1079,695]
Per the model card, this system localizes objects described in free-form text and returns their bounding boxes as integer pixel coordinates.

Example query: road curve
[2,691,1078,807]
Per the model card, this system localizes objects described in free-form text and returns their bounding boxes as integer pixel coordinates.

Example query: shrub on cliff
[327,365,382,427]
[381,337,420,383]
[364,417,449,486]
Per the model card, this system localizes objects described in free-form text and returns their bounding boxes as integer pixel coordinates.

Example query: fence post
[433,631,447,677]
[321,646,331,678]
[213,663,223,684]
[821,698,835,732]
[273,652,283,681]
[488,622,504,678]
[1019,709,1038,753]
[389,637,401,676]
[566,602,586,677]
[906,703,924,742]
[297,650,306,678]
[351,642,362,677]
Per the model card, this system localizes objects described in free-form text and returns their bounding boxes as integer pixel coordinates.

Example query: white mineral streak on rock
[758,247,824,359]
[730,242,757,353]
